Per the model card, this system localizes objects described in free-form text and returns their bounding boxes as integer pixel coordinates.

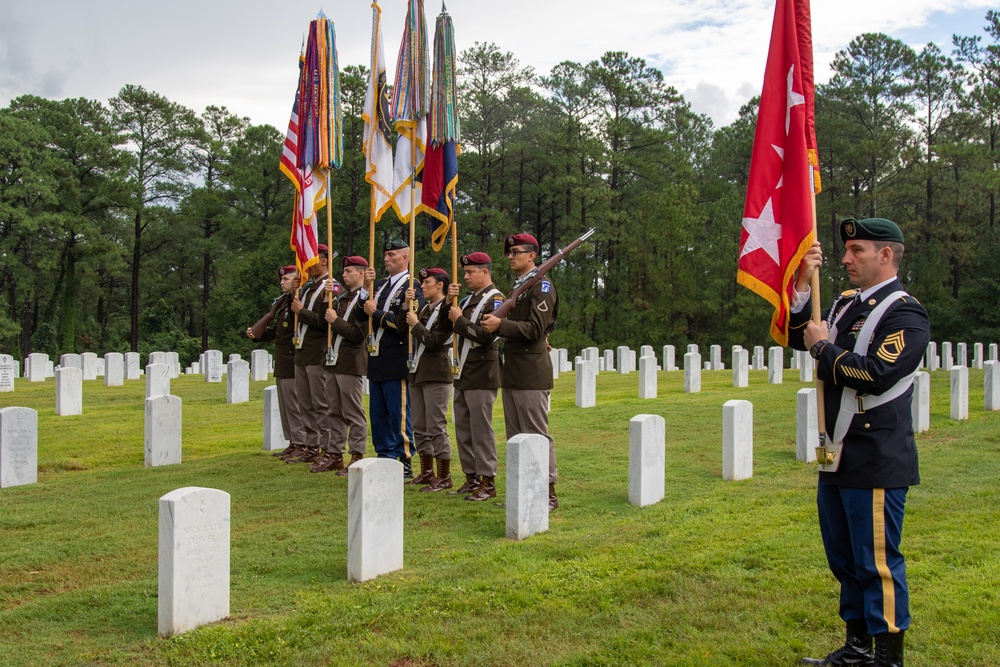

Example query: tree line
[1,12,998,365]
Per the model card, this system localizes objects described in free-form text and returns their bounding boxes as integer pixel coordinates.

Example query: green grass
[1,366,998,666]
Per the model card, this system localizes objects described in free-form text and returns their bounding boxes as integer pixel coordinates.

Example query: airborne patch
[493,298,503,309]
[877,331,906,363]
[540,280,551,294]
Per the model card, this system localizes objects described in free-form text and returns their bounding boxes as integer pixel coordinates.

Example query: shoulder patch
[493,298,503,309]
[540,280,551,294]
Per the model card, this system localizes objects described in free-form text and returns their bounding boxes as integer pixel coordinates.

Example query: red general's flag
[737,0,820,346]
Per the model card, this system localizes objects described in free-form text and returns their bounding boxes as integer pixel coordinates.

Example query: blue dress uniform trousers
[817,481,910,635]
[369,378,412,461]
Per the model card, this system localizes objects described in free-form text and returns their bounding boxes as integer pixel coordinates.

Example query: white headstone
[628,414,665,507]
[0,407,38,488]
[96,358,105,377]
[250,349,269,382]
[204,350,223,383]
[125,352,141,380]
[956,342,967,368]
[104,353,124,387]
[640,345,655,360]
[795,388,818,463]
[710,345,722,371]
[753,346,765,371]
[617,346,631,375]
[684,352,702,393]
[629,349,637,372]
[941,342,953,370]
[558,348,572,373]
[347,458,404,583]
[722,399,753,481]
[27,353,48,382]
[191,362,201,375]
[228,354,241,364]
[662,345,676,371]
[972,343,984,370]
[0,360,14,393]
[146,363,171,399]
[687,344,698,354]
[768,347,784,384]
[226,360,250,404]
[55,367,82,416]
[911,371,930,433]
[158,487,230,638]
[145,395,182,467]
[733,348,749,388]
[798,351,814,383]
[639,355,657,399]
[603,349,615,372]
[149,351,167,366]
[950,365,968,421]
[990,343,998,362]
[575,359,597,408]
[60,353,82,370]
[263,386,288,450]
[166,352,180,379]
[506,433,549,540]
[549,348,560,380]
[925,342,939,372]
[45,360,54,378]
[790,351,799,370]
[984,361,1000,412]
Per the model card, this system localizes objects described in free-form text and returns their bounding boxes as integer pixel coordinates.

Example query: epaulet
[901,294,919,304]
[841,289,860,298]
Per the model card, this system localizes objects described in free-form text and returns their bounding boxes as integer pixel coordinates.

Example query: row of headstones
[50,358,258,417]
[155,431,550,636]
[0,350,273,392]
[924,342,999,371]
[628,364,1000,504]
[572,346,811,407]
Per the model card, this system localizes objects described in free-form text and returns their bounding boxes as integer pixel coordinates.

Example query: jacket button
[864,423,871,429]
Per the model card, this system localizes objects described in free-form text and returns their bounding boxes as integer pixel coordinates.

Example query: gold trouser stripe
[872,489,899,633]
[400,379,411,457]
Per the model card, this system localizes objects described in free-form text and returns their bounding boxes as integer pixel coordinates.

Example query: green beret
[840,217,904,244]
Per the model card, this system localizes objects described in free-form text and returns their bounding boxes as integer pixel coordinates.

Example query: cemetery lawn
[1,369,998,667]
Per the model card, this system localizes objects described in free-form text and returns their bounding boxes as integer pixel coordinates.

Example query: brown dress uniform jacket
[496,273,557,391]
[453,285,504,391]
[258,294,296,379]
[294,274,343,367]
[328,285,368,377]
[409,298,454,385]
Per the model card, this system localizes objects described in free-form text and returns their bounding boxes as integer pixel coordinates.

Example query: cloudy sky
[0,0,994,130]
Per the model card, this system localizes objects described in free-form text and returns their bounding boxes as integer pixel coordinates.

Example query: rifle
[248,294,287,340]
[492,227,596,319]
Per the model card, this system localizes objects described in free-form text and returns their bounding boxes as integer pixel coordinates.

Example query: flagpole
[367,194,376,345]
[809,177,827,444]
[326,177,334,354]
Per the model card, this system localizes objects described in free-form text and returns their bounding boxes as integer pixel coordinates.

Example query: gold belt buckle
[815,445,835,465]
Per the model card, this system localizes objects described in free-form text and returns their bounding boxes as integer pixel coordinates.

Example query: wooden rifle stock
[249,295,286,340]
[492,227,596,320]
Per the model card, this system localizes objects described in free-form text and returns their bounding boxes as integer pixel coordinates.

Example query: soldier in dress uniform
[480,233,559,510]
[790,218,929,667]
[289,247,344,469]
[248,265,306,460]
[403,267,454,490]
[318,256,370,475]
[363,239,424,476]
[446,252,504,499]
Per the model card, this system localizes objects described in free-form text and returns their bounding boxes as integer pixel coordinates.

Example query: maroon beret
[343,256,369,268]
[418,267,450,281]
[278,265,297,278]
[504,233,538,255]
[317,243,330,254]
[461,252,492,267]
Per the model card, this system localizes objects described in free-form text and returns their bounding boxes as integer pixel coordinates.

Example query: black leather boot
[802,619,874,666]
[873,631,903,667]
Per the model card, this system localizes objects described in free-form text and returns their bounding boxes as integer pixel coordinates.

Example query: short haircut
[872,240,904,268]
